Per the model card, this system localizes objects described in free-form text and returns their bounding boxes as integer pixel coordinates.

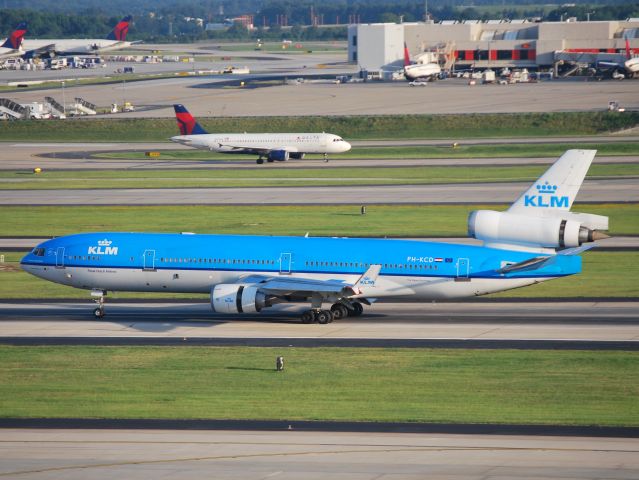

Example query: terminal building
[347,19,639,73]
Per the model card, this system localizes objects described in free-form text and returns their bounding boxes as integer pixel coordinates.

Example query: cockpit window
[32,248,45,256]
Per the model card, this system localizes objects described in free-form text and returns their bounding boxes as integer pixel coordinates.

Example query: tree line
[1,1,637,43]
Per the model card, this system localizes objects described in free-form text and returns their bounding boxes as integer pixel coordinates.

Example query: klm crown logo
[524,181,569,208]
[88,238,118,255]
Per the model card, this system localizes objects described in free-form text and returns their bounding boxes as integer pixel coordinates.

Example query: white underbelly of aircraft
[25,266,555,300]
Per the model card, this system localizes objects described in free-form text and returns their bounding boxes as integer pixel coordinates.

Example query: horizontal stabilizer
[496,256,552,274]
[557,244,597,256]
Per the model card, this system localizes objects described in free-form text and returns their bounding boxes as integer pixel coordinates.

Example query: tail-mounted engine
[211,284,269,313]
[468,210,609,249]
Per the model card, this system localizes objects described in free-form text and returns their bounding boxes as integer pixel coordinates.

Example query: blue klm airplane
[21,150,609,323]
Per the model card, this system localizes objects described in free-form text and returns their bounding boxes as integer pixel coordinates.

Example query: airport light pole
[61,81,66,115]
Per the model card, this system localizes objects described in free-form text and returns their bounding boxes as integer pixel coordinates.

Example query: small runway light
[33,167,42,174]
[276,356,284,371]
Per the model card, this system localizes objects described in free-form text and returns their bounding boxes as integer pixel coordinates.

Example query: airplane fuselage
[171,132,351,155]
[21,232,579,301]
[22,39,131,56]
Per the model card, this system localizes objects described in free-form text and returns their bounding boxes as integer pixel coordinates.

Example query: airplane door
[456,258,470,280]
[279,253,292,275]
[143,249,156,271]
[55,247,65,268]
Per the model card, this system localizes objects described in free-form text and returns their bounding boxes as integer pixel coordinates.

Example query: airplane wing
[24,43,57,59]
[241,264,382,298]
[217,143,299,154]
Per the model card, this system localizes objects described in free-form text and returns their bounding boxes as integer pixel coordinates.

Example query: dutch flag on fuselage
[106,16,131,41]
[173,104,209,135]
[2,22,27,50]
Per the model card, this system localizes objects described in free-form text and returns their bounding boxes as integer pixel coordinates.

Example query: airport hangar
[348,18,639,74]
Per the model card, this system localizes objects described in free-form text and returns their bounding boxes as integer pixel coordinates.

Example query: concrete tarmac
[1,302,637,342]
[5,76,639,117]
[1,429,638,480]
[2,177,636,205]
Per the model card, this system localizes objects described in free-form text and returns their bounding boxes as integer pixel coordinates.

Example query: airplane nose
[342,142,352,152]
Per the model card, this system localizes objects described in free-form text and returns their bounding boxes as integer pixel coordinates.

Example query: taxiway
[1,428,637,480]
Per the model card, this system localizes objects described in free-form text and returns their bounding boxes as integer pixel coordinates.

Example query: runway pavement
[1,302,637,345]
[2,178,636,205]
[1,429,638,480]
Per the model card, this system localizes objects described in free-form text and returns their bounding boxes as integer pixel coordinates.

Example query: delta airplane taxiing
[21,150,609,323]
[170,104,351,164]
[21,16,133,59]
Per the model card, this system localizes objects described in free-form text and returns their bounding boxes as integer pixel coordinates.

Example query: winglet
[351,264,382,294]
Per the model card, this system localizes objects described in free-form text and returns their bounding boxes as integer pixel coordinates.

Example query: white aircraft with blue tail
[21,150,609,323]
[170,104,351,164]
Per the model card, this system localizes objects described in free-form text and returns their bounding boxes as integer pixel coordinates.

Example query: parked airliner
[21,16,132,58]
[403,42,441,82]
[170,104,351,164]
[21,150,608,323]
[0,22,27,59]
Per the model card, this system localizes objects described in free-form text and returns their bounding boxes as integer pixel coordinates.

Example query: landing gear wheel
[351,302,364,316]
[317,310,333,324]
[301,310,315,324]
[93,307,105,319]
[330,304,348,320]
[256,158,264,164]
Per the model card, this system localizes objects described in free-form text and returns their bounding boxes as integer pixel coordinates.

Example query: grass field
[1,346,636,425]
[97,143,639,161]
[3,164,637,190]
[1,204,636,237]
[0,112,636,142]
[2,251,637,299]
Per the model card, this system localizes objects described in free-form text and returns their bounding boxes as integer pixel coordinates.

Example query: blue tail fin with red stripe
[2,22,27,50]
[106,16,131,41]
[173,104,209,135]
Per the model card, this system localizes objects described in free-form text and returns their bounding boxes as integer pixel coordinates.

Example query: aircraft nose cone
[342,142,352,152]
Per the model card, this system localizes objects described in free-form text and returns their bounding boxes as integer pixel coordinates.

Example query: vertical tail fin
[508,149,596,214]
[403,42,411,67]
[106,16,131,41]
[173,104,209,135]
[2,22,27,50]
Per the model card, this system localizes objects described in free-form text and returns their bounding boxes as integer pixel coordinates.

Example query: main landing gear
[91,289,107,319]
[300,302,363,324]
